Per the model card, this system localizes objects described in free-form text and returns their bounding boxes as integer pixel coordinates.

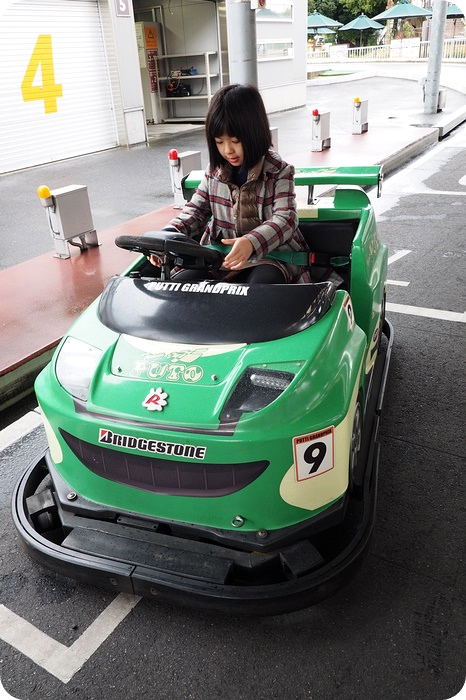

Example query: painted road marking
[387,250,410,286]
[0,243,461,694]
[387,279,410,287]
[387,302,466,323]
[0,678,19,699]
[388,249,411,265]
[0,593,141,684]
[0,410,43,452]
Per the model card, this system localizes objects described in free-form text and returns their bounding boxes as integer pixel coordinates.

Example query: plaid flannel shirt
[168,150,310,282]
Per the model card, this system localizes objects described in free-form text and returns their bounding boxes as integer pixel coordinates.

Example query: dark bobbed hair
[205,84,272,171]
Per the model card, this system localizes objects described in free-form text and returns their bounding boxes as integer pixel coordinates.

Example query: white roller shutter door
[0,0,118,174]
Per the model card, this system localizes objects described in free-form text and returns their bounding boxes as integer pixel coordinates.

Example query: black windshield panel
[98,278,336,344]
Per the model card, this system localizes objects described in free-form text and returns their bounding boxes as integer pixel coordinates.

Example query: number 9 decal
[303,441,327,474]
[293,427,334,481]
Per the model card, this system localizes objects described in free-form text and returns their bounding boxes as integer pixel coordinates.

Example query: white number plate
[293,427,334,481]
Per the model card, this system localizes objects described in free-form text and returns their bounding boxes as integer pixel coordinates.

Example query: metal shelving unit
[155,51,218,123]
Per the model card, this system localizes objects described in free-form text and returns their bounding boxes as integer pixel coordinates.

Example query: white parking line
[0,411,43,452]
[387,302,466,323]
[0,593,141,684]
[387,279,410,287]
[0,678,20,700]
[387,249,411,265]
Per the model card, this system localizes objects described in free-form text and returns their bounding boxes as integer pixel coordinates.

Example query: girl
[154,83,309,284]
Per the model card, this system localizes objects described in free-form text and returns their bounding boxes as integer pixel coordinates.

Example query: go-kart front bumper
[12,322,392,616]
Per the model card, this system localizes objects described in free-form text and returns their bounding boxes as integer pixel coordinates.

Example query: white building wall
[0,0,118,174]
[133,0,307,116]
[99,0,126,145]
[103,0,147,143]
[0,0,307,172]
[257,1,307,113]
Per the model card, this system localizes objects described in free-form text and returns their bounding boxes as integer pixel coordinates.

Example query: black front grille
[60,430,268,497]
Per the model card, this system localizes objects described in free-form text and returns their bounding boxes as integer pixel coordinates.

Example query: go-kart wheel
[115,231,223,269]
[349,399,363,495]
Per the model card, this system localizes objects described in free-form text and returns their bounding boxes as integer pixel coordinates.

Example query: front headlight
[220,368,295,423]
[55,336,102,401]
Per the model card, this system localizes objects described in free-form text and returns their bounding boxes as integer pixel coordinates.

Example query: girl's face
[214,134,244,167]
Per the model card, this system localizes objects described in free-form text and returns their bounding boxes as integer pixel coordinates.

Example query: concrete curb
[306,63,466,143]
[2,62,465,410]
[375,129,439,173]
[307,60,466,93]
[435,105,466,137]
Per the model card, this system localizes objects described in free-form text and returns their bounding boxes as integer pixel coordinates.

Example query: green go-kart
[12,166,393,615]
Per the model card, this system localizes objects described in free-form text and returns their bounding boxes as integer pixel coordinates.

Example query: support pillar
[226,0,258,86]
[424,0,448,114]
[108,0,147,144]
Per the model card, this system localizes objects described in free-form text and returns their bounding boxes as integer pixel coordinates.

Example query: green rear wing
[182,165,383,200]
[294,166,382,196]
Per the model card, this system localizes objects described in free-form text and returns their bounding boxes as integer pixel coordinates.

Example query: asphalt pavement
[0,61,465,700]
[1,61,466,270]
[1,61,466,412]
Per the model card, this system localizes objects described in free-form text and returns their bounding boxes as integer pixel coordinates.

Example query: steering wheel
[115,231,224,272]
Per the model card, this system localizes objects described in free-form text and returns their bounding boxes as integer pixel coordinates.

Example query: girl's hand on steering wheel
[147,254,162,267]
[221,237,253,270]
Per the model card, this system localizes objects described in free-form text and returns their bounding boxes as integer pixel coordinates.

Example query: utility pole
[226,0,258,86]
[424,0,448,114]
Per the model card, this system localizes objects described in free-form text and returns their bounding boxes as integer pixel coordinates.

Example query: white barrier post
[37,185,98,259]
[311,109,331,151]
[352,97,369,134]
[168,149,202,208]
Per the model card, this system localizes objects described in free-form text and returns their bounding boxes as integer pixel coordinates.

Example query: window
[256,2,293,22]
[257,41,294,60]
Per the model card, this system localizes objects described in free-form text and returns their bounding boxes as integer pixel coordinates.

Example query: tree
[308,0,388,46]
[337,0,387,17]
[308,0,340,18]
[308,0,387,25]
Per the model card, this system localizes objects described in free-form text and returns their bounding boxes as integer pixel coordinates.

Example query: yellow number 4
[21,34,63,114]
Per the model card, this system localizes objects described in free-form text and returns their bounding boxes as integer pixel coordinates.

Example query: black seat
[298,220,359,256]
[299,219,360,289]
